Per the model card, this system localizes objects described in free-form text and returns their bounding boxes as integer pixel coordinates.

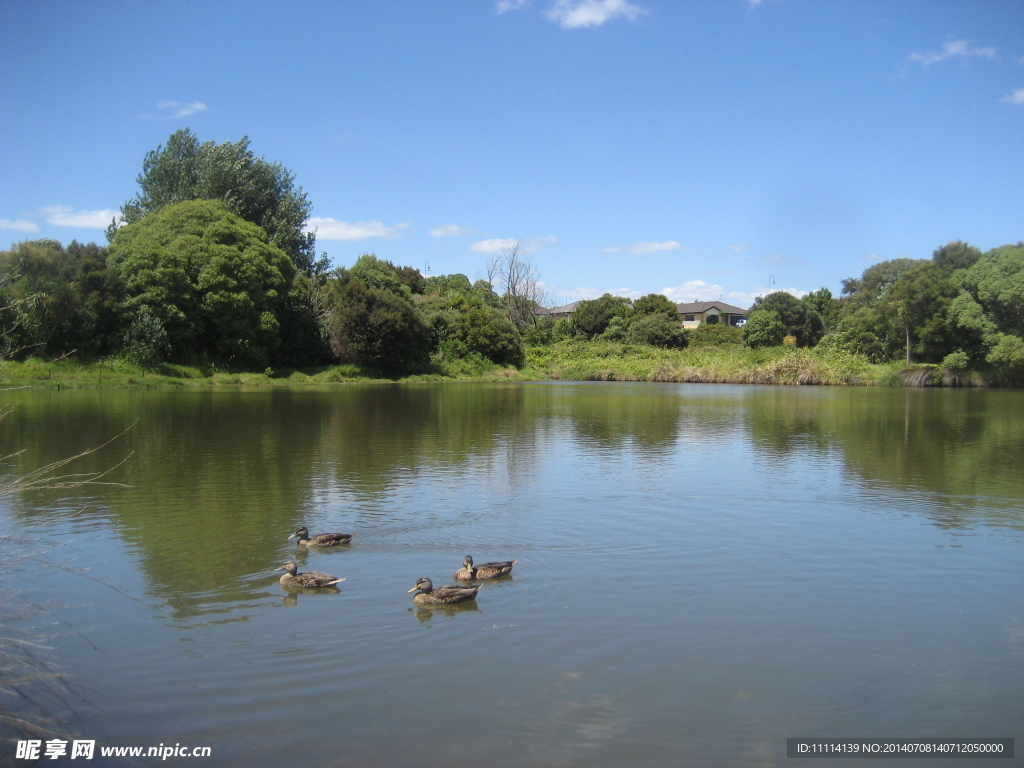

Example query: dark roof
[675,301,749,315]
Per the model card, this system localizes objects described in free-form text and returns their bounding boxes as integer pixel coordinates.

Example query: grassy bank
[0,355,544,389]
[0,344,988,389]
[527,341,907,386]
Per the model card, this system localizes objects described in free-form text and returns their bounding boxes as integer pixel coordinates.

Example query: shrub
[626,314,687,348]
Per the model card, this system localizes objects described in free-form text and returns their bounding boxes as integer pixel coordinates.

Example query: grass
[0,344,981,390]
[526,340,905,386]
[0,355,542,390]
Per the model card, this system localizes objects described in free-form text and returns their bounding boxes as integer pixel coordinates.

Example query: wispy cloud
[545,0,646,29]
[142,101,208,120]
[306,217,409,241]
[728,244,750,252]
[41,206,119,228]
[429,224,474,237]
[496,0,531,13]
[158,100,207,118]
[661,280,727,303]
[0,219,40,233]
[1000,88,1024,105]
[470,236,556,254]
[907,39,996,67]
[603,240,682,255]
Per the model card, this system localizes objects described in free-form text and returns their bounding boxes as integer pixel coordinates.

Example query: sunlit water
[1,383,1021,767]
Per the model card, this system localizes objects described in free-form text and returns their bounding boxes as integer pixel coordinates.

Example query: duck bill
[407,585,420,593]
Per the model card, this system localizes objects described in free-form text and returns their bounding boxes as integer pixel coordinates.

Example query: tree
[325,277,429,372]
[0,240,125,360]
[109,200,296,367]
[801,288,841,333]
[113,129,319,274]
[458,307,525,366]
[742,310,785,348]
[631,293,678,319]
[572,293,632,339]
[932,240,983,275]
[947,243,1024,381]
[958,243,1024,336]
[349,253,410,296]
[626,313,687,348]
[749,291,824,346]
[486,241,545,331]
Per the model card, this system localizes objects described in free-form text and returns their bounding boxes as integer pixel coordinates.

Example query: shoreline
[0,344,997,389]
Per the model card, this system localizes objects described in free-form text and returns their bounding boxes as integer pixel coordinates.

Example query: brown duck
[275,560,344,589]
[454,555,517,580]
[408,578,481,606]
[288,526,354,547]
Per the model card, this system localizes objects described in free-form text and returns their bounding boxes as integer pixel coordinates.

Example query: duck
[454,555,518,580]
[275,560,344,589]
[408,578,481,606]
[288,526,354,547]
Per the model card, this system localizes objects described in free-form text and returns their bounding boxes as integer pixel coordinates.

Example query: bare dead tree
[487,240,545,331]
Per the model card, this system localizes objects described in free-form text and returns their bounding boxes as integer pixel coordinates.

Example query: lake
[1,383,1022,767]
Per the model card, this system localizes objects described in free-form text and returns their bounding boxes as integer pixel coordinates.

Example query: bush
[689,323,743,347]
[326,279,430,373]
[626,314,687,348]
[742,310,785,348]
[941,350,970,372]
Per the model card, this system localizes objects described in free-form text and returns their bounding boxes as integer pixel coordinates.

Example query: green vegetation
[1,129,1021,387]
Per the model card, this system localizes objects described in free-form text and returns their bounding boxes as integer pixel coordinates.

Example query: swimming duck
[454,555,518,580]
[275,560,344,589]
[288,526,354,547]
[408,578,481,606]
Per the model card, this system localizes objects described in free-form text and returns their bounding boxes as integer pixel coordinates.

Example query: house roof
[675,301,749,315]
[545,301,581,314]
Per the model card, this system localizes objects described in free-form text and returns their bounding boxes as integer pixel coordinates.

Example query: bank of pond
[0,342,1004,390]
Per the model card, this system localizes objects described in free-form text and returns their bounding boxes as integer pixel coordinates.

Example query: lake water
[1,383,1022,767]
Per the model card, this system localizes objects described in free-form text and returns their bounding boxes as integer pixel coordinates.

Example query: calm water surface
[1,383,1022,767]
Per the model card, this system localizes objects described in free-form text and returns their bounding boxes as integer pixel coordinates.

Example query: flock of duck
[276,526,518,605]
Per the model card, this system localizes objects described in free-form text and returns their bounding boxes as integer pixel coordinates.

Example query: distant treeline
[1,129,1021,383]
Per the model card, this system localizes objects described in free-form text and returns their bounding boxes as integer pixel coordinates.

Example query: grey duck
[275,560,344,589]
[408,578,481,606]
[454,555,517,580]
[288,526,354,547]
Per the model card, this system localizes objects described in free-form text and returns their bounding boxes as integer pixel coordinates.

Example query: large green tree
[572,293,632,339]
[109,199,296,367]
[112,129,319,275]
[947,243,1024,381]
[325,275,430,373]
[749,291,824,346]
[0,239,125,360]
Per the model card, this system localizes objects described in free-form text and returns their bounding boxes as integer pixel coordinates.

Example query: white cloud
[0,219,40,233]
[1000,88,1024,105]
[603,240,682,255]
[496,0,530,13]
[429,224,474,237]
[41,205,119,229]
[545,0,645,29]
[470,235,556,254]
[728,244,750,252]
[660,280,727,303]
[154,100,208,119]
[908,39,996,67]
[306,217,409,241]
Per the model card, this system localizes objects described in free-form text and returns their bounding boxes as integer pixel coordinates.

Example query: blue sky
[1,0,1021,308]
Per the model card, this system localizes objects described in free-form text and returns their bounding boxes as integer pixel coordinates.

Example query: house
[535,298,749,328]
[543,301,581,322]
[675,301,748,328]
